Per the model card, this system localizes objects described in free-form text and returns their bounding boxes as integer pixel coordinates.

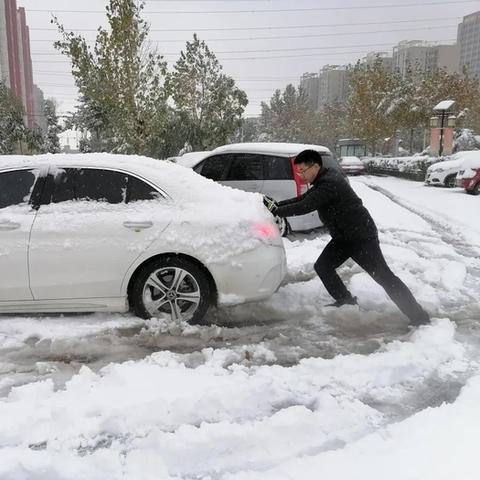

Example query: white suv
[191,142,344,233]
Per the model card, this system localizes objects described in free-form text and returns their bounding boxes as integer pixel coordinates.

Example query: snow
[426,158,463,172]
[211,142,331,156]
[175,151,211,168]
[1,174,480,479]
[0,153,282,263]
[433,100,455,111]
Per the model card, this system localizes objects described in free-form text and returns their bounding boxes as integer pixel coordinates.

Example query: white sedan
[0,154,286,324]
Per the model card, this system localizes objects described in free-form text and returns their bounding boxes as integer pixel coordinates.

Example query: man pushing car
[263,149,430,327]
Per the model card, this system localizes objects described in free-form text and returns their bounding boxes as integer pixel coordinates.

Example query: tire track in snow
[361,180,480,320]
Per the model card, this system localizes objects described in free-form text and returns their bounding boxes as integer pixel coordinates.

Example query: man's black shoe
[325,296,358,308]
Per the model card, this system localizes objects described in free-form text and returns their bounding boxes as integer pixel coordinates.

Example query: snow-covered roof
[428,158,463,170]
[211,142,331,157]
[450,150,480,168]
[0,153,261,211]
[433,100,455,111]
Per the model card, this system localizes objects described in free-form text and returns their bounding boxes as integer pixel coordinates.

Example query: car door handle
[0,221,21,231]
[123,221,153,230]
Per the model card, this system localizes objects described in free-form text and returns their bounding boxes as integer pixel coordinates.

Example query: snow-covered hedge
[362,155,440,180]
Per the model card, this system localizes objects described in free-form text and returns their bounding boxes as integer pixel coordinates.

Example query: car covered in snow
[339,156,365,175]
[425,158,462,187]
[180,142,345,234]
[456,154,480,195]
[0,154,287,323]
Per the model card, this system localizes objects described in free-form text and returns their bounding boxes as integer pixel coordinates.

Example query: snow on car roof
[210,142,331,156]
[0,152,265,216]
[428,158,463,169]
[0,153,277,263]
[451,150,480,169]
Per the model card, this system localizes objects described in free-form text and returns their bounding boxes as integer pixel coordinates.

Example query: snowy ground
[1,176,479,479]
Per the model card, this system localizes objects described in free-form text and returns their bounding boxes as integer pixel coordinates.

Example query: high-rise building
[299,72,320,110]
[457,11,480,77]
[33,84,46,133]
[299,66,350,111]
[362,51,393,72]
[318,65,349,108]
[0,0,35,128]
[392,40,459,77]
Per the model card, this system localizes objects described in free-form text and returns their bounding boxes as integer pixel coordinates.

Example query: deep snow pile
[0,320,476,480]
[0,176,479,479]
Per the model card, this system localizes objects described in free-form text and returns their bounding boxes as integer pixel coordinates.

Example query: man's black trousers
[314,238,427,323]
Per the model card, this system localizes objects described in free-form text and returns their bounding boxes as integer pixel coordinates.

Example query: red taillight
[290,157,304,197]
[252,222,279,240]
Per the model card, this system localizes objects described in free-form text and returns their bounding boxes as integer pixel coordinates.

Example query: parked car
[425,158,462,187]
[182,142,345,234]
[456,156,480,195]
[0,154,286,323]
[339,156,365,175]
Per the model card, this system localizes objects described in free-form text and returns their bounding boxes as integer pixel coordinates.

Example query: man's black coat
[275,168,378,241]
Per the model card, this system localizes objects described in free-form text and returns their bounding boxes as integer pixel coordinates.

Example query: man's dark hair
[294,149,323,167]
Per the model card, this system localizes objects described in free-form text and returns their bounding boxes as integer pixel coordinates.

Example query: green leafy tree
[0,82,26,154]
[0,81,43,154]
[53,0,167,156]
[166,34,248,152]
[43,99,63,153]
[259,84,318,143]
[316,100,349,152]
[347,59,399,154]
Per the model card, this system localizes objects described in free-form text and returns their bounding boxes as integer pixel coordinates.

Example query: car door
[29,167,171,300]
[0,168,43,301]
[221,153,265,193]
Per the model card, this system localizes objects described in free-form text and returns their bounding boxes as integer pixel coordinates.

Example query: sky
[18,0,480,147]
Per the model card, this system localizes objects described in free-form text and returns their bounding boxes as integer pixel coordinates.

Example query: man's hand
[263,195,278,215]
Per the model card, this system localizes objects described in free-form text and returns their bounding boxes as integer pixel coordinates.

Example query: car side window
[264,155,292,180]
[225,154,264,181]
[76,169,127,203]
[199,155,230,181]
[51,168,76,203]
[51,168,127,204]
[127,175,162,203]
[0,170,37,209]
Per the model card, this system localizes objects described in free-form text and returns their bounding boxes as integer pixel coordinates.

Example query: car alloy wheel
[131,257,211,323]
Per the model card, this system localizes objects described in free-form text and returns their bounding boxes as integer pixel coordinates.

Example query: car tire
[444,174,456,188]
[130,256,212,324]
[276,216,290,237]
[467,182,480,196]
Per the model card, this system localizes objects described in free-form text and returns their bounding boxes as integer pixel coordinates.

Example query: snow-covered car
[185,142,345,234]
[339,156,365,175]
[0,154,287,323]
[456,155,480,195]
[425,158,462,187]
[175,151,211,168]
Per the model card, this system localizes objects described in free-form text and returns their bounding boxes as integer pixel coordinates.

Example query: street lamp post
[431,100,456,157]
